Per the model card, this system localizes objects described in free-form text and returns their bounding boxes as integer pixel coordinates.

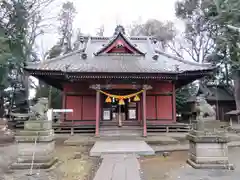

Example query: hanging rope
[98,89,143,105]
[99,89,144,99]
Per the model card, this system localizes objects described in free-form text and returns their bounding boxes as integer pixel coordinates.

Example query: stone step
[90,140,155,157]
[100,129,142,137]
[100,136,143,140]
[101,121,140,126]
[100,126,142,130]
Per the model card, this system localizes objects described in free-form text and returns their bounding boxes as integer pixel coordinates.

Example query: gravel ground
[140,147,240,180]
[0,141,99,180]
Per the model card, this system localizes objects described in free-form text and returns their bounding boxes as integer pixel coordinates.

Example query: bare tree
[167,27,216,63]
[129,19,176,50]
[170,0,217,63]
[58,1,76,51]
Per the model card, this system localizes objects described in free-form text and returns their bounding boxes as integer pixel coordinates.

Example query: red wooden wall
[146,82,176,124]
[62,81,176,125]
[64,95,96,121]
[62,83,96,124]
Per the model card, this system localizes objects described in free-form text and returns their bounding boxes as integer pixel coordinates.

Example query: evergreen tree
[0,0,55,117]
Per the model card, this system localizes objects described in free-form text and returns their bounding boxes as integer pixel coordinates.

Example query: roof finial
[114,25,125,35]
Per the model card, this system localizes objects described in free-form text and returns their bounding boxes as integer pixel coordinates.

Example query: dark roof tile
[26,34,215,74]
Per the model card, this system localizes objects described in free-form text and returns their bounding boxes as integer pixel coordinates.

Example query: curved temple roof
[25,26,215,75]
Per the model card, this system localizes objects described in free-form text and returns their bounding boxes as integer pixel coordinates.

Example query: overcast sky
[36,0,184,56]
[72,0,181,35]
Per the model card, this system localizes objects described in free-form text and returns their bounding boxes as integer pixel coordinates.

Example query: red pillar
[143,89,147,137]
[95,90,100,137]
[172,83,176,122]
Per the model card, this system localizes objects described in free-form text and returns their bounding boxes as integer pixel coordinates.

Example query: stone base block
[17,152,55,163]
[17,141,55,157]
[189,152,229,164]
[186,132,233,169]
[186,133,229,143]
[17,129,54,137]
[24,120,52,131]
[16,134,55,142]
[189,142,229,162]
[11,157,58,170]
[187,159,234,170]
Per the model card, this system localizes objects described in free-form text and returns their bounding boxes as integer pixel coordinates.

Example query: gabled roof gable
[94,27,145,56]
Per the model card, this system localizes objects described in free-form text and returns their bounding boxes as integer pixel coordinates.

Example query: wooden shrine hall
[24,25,215,136]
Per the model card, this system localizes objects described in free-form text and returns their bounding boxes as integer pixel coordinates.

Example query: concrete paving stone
[125,157,141,180]
[93,158,114,180]
[93,154,141,180]
[90,140,155,157]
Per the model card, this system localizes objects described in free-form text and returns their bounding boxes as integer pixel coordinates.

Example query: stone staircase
[100,120,140,126]
[99,126,142,137]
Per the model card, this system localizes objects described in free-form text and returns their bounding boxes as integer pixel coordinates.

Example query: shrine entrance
[101,90,139,126]
[91,84,149,136]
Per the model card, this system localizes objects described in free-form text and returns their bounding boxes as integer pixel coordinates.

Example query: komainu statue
[194,95,216,120]
[29,97,49,120]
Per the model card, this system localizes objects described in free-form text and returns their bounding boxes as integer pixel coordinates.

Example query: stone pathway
[93,154,142,180]
[91,140,154,180]
[89,135,240,180]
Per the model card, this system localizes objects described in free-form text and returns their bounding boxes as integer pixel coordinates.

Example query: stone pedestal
[0,118,14,144]
[186,120,234,169]
[11,120,57,169]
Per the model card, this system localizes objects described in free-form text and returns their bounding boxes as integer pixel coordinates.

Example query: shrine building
[24,25,215,136]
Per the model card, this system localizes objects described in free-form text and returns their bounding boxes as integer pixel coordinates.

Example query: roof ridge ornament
[114,25,125,35]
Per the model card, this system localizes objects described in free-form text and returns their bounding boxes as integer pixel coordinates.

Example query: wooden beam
[90,84,153,90]
[90,84,101,90]
[142,84,152,90]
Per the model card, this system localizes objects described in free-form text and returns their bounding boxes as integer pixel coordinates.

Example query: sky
[72,0,181,35]
[36,0,184,56]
